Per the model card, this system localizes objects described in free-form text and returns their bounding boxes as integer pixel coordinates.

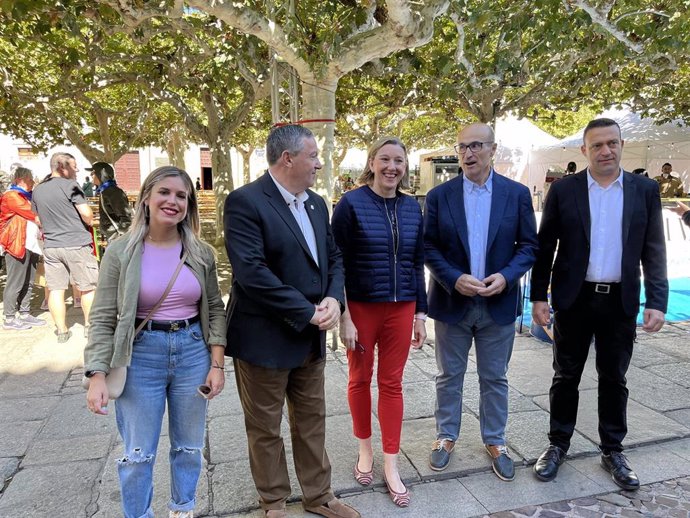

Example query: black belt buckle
[594,283,610,294]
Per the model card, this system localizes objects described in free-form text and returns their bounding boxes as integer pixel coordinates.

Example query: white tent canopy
[493,115,559,181]
[417,114,558,194]
[526,108,690,194]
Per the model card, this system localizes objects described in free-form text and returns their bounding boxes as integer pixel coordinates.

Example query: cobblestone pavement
[2,232,690,516]
[489,476,690,517]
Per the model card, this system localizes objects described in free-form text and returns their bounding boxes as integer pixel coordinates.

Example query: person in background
[82,175,95,197]
[424,123,538,481]
[0,167,46,330]
[40,285,82,311]
[195,178,201,191]
[31,152,97,343]
[531,118,667,490]
[631,168,649,178]
[332,136,427,508]
[84,166,226,518]
[87,162,133,244]
[671,201,690,227]
[564,161,577,176]
[654,162,684,197]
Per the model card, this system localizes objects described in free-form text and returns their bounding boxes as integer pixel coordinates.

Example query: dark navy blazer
[424,172,538,326]
[223,172,344,369]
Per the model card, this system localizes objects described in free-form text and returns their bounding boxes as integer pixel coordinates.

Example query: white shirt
[586,169,624,282]
[269,172,319,264]
[25,220,43,255]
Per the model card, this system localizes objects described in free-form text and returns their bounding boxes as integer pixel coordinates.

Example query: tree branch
[566,0,644,54]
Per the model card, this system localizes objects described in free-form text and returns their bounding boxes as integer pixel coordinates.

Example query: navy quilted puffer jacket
[332,185,427,313]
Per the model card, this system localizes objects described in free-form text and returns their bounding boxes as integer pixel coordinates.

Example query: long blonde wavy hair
[124,166,206,259]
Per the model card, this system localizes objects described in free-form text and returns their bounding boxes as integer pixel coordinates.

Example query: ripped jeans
[114,321,210,518]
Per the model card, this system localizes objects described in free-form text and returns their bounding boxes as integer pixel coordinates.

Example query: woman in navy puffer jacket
[332,136,427,508]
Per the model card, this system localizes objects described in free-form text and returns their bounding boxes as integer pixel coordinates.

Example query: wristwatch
[84,370,105,378]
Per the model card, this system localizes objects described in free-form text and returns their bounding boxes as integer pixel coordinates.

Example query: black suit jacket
[223,172,345,369]
[531,170,668,317]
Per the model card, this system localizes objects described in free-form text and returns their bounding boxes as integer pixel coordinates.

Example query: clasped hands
[310,296,341,330]
[455,272,506,297]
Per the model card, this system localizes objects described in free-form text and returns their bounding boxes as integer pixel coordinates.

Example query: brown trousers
[234,355,334,511]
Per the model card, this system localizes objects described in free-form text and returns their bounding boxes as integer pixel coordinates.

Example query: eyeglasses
[454,141,494,154]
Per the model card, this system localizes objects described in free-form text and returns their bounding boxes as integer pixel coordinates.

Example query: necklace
[146,234,178,244]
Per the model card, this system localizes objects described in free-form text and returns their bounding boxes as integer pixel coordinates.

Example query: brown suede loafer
[304,498,361,518]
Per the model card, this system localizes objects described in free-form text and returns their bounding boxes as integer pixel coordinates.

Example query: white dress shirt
[269,172,319,264]
[586,169,624,283]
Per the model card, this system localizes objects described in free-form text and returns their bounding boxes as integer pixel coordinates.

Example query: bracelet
[414,315,428,322]
[212,365,225,370]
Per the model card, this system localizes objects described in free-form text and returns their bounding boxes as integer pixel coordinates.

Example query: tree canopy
[1,0,688,200]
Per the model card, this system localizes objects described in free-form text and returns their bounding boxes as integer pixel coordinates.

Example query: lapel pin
[310,204,314,210]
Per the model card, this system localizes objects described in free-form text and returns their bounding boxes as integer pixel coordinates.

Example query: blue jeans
[434,300,515,445]
[114,322,210,518]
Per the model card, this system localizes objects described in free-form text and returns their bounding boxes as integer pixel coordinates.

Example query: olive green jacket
[83,235,226,374]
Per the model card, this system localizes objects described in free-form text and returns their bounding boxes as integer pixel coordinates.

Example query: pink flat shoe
[353,455,373,486]
[383,474,410,508]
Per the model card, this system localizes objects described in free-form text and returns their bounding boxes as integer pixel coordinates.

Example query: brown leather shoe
[429,438,455,471]
[304,498,361,518]
[265,510,288,518]
[485,444,515,481]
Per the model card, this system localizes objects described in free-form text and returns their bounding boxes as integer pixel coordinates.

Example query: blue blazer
[424,172,538,325]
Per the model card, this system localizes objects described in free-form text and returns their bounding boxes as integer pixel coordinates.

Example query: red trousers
[347,300,415,454]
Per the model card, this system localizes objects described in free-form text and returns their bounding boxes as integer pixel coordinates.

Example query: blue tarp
[519,276,690,331]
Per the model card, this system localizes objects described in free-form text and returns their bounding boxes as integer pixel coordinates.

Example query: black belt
[583,281,621,294]
[135,314,200,332]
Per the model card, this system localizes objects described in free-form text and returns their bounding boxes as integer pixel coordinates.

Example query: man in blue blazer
[424,123,538,480]
[224,125,359,518]
[531,118,667,490]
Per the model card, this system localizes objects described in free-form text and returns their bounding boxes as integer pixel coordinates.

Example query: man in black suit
[224,125,359,518]
[530,118,668,490]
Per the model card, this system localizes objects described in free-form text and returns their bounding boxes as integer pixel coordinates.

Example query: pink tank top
[136,241,202,320]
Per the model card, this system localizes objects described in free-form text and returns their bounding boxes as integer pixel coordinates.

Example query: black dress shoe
[601,451,640,490]
[534,445,566,481]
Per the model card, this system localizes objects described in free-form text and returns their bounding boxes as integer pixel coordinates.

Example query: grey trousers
[3,251,38,319]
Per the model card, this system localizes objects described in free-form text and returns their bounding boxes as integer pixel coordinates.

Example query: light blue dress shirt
[463,170,493,281]
[586,169,624,282]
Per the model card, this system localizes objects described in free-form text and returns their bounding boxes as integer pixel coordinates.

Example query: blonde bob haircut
[356,136,410,192]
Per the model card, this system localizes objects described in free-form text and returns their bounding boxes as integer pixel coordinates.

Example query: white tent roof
[418,114,558,180]
[493,114,558,182]
[527,108,690,194]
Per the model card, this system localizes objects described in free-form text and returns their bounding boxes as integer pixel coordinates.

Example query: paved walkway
[1,296,690,517]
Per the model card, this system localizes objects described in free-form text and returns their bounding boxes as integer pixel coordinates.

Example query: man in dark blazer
[424,123,538,480]
[224,125,359,518]
[531,118,668,490]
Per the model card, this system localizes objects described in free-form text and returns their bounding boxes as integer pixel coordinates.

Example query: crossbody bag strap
[99,199,121,235]
[134,249,189,336]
